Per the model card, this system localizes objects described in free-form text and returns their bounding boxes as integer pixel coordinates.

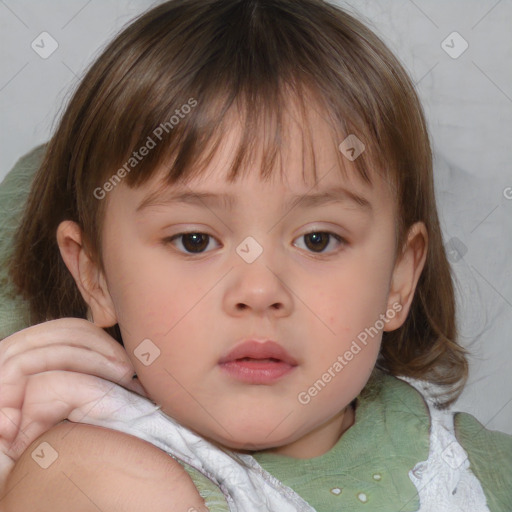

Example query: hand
[0,317,145,489]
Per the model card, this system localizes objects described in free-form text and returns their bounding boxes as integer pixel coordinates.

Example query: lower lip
[219,359,296,384]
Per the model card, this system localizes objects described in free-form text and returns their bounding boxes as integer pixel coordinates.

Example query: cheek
[103,240,184,332]
[101,249,205,381]
[322,257,392,327]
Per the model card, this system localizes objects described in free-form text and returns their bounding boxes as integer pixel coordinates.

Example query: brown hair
[9,0,467,407]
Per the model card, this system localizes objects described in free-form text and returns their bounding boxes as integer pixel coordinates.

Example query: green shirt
[1,146,511,511]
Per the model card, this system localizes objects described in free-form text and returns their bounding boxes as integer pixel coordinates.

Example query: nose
[223,258,293,318]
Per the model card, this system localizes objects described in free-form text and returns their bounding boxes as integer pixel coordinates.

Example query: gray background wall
[1,0,511,434]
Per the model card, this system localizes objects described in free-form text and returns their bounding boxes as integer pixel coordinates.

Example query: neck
[262,401,356,459]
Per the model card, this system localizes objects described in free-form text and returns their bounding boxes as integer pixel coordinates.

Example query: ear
[56,220,118,328]
[384,221,428,331]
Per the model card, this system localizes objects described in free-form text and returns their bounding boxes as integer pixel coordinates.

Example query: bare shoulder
[1,421,208,511]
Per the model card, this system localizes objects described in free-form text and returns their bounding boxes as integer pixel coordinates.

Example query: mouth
[218,340,298,384]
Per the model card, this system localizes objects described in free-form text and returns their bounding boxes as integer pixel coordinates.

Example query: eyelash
[163,230,348,257]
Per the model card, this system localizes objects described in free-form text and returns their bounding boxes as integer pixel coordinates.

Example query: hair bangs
[107,75,384,204]
[84,0,395,198]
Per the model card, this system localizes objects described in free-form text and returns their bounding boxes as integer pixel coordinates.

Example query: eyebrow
[136,185,372,213]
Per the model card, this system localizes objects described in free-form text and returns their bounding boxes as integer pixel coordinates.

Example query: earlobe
[56,220,118,328]
[384,222,428,331]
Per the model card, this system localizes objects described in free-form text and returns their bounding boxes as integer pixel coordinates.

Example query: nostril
[235,303,282,311]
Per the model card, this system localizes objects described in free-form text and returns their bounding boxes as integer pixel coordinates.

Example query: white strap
[397,376,491,512]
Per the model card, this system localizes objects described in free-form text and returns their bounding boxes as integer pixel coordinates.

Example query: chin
[215,437,285,454]
[170,408,304,452]
[206,425,300,454]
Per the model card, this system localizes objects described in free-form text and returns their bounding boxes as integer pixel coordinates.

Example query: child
[0,0,510,510]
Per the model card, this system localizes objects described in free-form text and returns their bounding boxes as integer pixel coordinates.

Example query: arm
[1,421,209,512]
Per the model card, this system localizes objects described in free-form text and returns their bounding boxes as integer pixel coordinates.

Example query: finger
[1,344,134,383]
[0,345,135,410]
[0,318,130,366]
[0,408,21,447]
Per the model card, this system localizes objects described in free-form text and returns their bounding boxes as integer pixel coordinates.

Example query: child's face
[93,106,406,457]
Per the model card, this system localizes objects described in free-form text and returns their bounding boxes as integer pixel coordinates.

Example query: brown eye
[294,231,346,254]
[304,232,329,252]
[166,233,218,254]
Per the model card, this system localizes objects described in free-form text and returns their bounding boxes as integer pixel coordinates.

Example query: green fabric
[0,144,47,341]
[454,412,512,512]
[1,147,511,511]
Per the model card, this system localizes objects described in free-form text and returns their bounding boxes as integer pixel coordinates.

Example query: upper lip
[218,340,298,366]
